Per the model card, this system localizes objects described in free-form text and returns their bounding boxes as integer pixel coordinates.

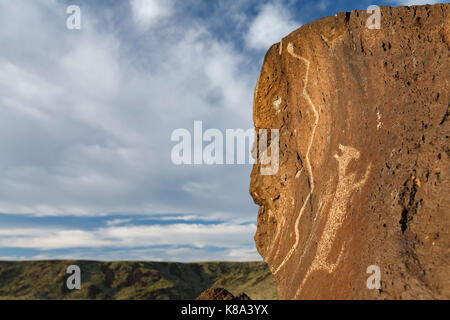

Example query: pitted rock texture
[250,4,449,299]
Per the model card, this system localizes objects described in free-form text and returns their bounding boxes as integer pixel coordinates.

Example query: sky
[0,0,446,261]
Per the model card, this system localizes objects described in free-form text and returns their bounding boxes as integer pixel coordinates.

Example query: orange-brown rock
[250,4,449,299]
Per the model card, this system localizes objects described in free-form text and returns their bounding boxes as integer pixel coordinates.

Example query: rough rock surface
[197,288,251,300]
[250,4,449,299]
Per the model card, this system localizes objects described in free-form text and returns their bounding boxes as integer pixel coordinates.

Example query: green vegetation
[0,260,279,300]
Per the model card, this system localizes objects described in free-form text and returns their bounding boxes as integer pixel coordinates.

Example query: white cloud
[106,218,133,226]
[0,1,257,218]
[246,2,300,50]
[225,247,262,261]
[0,1,262,261]
[131,0,173,29]
[0,222,257,252]
[141,214,212,221]
[0,60,59,120]
[26,245,261,262]
[181,181,218,195]
[60,41,120,101]
[0,228,111,249]
[0,256,29,261]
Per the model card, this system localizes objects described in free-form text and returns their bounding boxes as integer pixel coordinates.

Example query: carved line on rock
[273,42,319,275]
[267,216,286,271]
[295,167,304,179]
[294,145,372,298]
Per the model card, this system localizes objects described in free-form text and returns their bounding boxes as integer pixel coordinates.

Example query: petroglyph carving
[273,43,319,275]
[295,144,372,297]
[377,109,382,129]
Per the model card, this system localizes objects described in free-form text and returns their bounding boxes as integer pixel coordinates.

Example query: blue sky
[0,0,446,261]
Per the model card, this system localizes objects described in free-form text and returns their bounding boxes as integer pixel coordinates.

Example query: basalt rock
[196,288,251,300]
[250,4,449,299]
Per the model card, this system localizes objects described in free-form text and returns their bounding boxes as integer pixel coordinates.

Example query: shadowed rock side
[250,4,449,299]
[197,288,251,300]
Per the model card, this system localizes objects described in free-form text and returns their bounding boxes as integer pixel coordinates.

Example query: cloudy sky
[0,0,444,261]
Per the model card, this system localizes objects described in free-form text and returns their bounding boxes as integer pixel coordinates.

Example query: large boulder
[250,4,449,299]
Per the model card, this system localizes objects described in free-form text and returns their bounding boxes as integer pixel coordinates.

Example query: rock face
[250,4,449,299]
[197,288,251,300]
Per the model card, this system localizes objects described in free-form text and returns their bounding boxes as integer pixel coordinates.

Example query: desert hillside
[0,261,278,300]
